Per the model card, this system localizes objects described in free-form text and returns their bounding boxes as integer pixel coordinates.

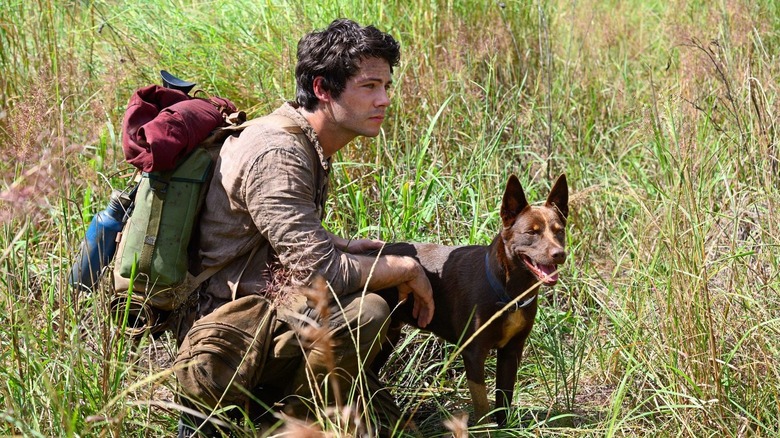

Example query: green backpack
[112,114,303,337]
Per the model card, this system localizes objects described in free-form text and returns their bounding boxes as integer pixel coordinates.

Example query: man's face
[327,57,393,139]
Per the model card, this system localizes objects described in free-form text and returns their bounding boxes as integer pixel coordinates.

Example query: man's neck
[301,107,354,158]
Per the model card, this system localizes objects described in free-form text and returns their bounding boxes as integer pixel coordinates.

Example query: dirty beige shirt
[196,102,362,310]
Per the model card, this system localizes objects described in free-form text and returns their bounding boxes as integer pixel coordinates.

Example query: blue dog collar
[485,252,536,312]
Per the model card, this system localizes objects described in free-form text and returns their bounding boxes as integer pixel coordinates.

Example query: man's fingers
[366,238,385,250]
[397,268,435,328]
[349,238,385,253]
[417,310,431,328]
[412,288,434,328]
[416,300,434,327]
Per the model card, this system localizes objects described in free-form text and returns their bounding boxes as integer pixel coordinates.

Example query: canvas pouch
[174,295,277,408]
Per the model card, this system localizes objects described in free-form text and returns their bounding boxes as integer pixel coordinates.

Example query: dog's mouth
[522,255,560,285]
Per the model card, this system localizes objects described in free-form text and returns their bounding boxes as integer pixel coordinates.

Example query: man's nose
[376,89,390,107]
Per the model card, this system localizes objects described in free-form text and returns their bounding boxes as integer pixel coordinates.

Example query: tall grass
[1,0,778,436]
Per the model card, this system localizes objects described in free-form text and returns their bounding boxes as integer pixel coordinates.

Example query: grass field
[1,0,778,436]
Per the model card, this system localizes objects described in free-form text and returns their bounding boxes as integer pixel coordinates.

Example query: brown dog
[372,174,568,426]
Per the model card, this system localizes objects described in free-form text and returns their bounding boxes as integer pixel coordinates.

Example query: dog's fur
[372,174,568,425]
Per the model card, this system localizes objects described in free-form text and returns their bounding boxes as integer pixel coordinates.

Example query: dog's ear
[545,174,569,222]
[501,175,529,227]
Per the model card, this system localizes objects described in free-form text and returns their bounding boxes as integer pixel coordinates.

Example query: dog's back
[377,242,494,344]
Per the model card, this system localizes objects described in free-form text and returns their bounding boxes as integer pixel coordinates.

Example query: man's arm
[352,253,434,328]
[327,231,434,326]
[246,147,364,294]
[245,140,434,324]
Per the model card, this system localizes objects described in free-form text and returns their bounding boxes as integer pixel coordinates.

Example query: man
[177,19,434,436]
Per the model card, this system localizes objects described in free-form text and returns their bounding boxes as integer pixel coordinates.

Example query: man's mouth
[521,255,559,285]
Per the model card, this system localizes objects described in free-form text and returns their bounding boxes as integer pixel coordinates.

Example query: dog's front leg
[495,344,524,426]
[462,348,490,424]
[369,319,403,374]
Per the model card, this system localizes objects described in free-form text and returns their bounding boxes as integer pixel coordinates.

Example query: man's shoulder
[218,102,323,172]
[242,120,302,144]
[237,103,309,149]
[223,119,306,159]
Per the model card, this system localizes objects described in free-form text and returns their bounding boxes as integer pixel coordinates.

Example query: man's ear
[312,76,332,103]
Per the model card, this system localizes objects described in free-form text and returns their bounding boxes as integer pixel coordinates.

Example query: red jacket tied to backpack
[122,85,237,172]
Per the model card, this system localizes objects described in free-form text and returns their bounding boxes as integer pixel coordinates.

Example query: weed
[1,0,778,436]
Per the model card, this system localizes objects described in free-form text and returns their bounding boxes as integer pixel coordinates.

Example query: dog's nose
[551,248,567,264]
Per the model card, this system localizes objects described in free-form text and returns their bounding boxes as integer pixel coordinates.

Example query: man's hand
[328,232,384,254]
[357,254,435,328]
[396,262,434,328]
[343,238,384,254]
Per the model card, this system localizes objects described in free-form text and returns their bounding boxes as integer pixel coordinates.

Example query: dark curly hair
[295,19,401,111]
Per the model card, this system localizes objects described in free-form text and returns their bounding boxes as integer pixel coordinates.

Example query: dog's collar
[485,252,536,312]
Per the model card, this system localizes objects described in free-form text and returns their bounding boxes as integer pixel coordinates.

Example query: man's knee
[341,292,391,337]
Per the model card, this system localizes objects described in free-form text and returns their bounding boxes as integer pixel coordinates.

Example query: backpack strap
[139,172,173,276]
[191,264,222,291]
[187,244,259,302]
[241,114,304,135]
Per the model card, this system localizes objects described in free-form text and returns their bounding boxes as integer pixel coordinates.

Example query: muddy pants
[178,290,402,436]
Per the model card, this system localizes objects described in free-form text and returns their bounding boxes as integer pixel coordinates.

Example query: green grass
[1,0,779,436]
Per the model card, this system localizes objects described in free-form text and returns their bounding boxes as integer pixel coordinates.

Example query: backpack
[108,75,303,338]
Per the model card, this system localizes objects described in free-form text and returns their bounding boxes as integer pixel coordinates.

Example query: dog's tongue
[538,264,559,283]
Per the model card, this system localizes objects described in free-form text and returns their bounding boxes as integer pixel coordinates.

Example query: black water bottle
[69,189,134,291]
